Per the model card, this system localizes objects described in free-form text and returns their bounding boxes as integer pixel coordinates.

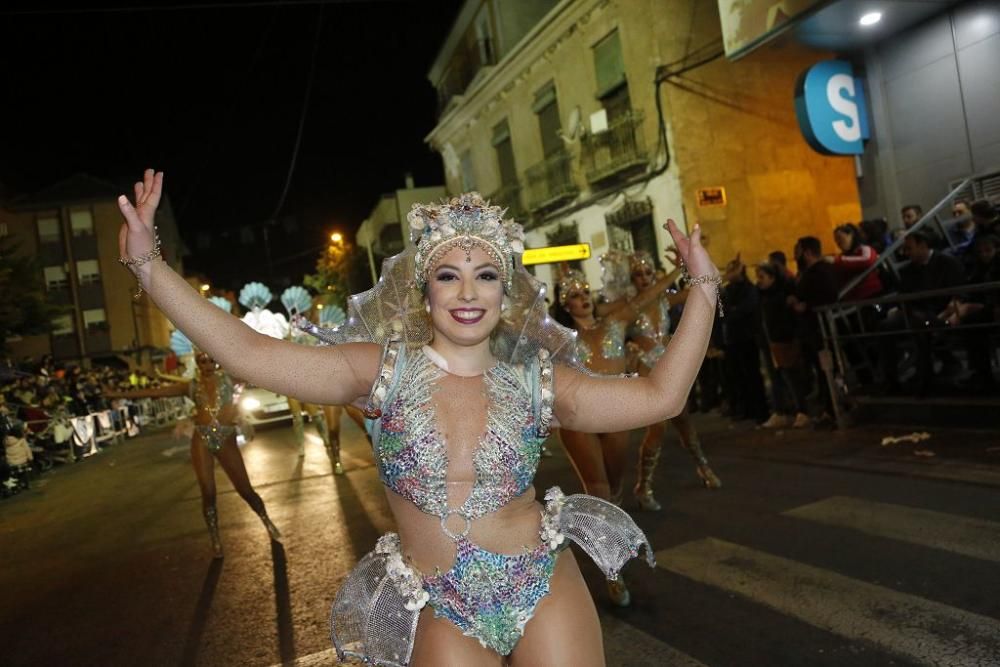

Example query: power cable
[268,2,324,223]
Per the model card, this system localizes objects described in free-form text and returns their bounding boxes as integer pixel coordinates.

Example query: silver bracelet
[682,266,724,318]
[119,229,162,299]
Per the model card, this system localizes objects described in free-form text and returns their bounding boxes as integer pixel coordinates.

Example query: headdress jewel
[409,192,525,291]
[628,250,655,274]
[557,269,590,306]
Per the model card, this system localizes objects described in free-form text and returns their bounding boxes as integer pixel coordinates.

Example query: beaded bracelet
[681,266,725,317]
[118,229,162,299]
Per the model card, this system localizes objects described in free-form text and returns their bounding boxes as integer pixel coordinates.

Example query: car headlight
[241,397,261,411]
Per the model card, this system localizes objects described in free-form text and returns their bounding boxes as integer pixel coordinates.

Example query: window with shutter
[534,82,562,158]
[593,30,625,98]
[493,120,517,186]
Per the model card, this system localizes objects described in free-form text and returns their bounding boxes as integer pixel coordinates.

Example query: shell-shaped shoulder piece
[239,282,273,310]
[169,329,193,356]
[318,304,347,328]
[208,296,233,313]
[280,286,312,316]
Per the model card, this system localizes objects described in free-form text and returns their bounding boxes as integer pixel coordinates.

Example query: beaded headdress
[295,192,589,372]
[628,250,656,275]
[409,192,525,292]
[557,269,590,306]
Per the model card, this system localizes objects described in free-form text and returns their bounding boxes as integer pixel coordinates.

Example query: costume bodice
[191,372,235,410]
[629,296,671,343]
[574,320,626,366]
[368,344,553,523]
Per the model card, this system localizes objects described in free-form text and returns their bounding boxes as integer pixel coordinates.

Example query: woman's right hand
[117,169,163,264]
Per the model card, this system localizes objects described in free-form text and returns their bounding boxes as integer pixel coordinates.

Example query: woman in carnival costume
[607,250,723,510]
[105,315,281,558]
[116,170,720,666]
[550,253,680,607]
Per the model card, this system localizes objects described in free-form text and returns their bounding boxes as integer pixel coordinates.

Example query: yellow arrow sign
[521,243,591,266]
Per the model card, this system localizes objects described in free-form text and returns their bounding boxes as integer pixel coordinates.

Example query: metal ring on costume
[440,509,471,541]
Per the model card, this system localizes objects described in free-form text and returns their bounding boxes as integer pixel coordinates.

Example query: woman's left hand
[664,219,717,279]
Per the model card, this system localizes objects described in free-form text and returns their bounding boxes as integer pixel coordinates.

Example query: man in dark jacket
[789,237,839,419]
[721,255,768,422]
[878,231,966,393]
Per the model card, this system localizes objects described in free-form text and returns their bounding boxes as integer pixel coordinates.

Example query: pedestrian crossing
[782,495,1000,563]
[657,538,1000,665]
[273,495,1000,666]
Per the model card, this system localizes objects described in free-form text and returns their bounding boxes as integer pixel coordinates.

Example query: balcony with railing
[488,182,526,222]
[436,38,496,114]
[580,110,648,185]
[524,149,579,214]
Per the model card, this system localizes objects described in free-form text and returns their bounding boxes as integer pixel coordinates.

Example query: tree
[303,236,358,309]
[0,235,63,351]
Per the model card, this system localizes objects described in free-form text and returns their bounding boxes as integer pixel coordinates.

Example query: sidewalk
[691,411,1000,489]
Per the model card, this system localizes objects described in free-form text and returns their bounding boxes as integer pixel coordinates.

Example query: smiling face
[425,246,504,349]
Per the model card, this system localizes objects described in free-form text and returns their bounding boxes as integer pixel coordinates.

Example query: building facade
[1,174,184,367]
[425,0,861,291]
[356,176,446,284]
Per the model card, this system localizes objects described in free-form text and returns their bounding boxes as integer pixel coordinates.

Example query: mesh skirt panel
[557,493,655,580]
[331,550,420,667]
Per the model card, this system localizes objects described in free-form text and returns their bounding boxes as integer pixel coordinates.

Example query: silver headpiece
[408,192,525,292]
[295,192,588,371]
[557,269,590,306]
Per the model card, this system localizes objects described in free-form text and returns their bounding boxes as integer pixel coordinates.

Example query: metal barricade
[816,282,1000,428]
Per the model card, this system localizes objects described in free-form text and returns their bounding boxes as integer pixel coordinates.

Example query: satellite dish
[560,106,583,146]
[442,142,461,178]
[567,106,581,138]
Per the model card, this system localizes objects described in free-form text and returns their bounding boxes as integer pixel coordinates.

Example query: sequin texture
[574,319,626,365]
[422,538,556,655]
[374,347,545,521]
[629,296,672,365]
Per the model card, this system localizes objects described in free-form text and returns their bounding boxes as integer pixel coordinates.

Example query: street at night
[3,0,1000,665]
[2,414,998,666]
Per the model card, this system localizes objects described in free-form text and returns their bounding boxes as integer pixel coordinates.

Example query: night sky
[1,0,463,285]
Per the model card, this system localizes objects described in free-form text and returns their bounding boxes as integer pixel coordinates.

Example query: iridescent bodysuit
[191,372,237,453]
[330,342,654,666]
[629,296,672,368]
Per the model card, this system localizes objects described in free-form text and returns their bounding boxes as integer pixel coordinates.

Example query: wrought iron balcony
[524,150,579,213]
[580,110,648,185]
[488,182,526,222]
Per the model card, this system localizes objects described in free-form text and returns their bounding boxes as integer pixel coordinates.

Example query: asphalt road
[1,413,998,666]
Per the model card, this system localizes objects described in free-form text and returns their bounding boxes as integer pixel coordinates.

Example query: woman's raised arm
[117,170,380,405]
[552,221,717,433]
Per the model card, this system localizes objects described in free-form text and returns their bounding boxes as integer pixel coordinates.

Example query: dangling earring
[425,302,431,313]
[501,297,510,313]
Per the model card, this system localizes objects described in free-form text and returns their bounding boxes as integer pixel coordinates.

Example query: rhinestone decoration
[409,192,525,292]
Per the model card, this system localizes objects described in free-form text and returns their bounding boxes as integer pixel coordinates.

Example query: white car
[238,386,292,426]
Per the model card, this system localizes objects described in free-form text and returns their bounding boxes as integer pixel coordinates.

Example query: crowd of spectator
[683,197,998,429]
[0,355,171,499]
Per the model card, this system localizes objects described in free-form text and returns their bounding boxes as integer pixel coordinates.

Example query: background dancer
[552,259,680,607]
[604,250,722,510]
[106,342,281,558]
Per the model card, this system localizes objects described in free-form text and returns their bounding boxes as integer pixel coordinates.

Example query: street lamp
[200,283,211,293]
[330,232,343,244]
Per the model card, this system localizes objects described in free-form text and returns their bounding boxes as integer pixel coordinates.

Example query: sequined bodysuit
[370,345,553,654]
[191,372,237,453]
[573,319,626,365]
[629,296,672,368]
[330,342,654,666]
